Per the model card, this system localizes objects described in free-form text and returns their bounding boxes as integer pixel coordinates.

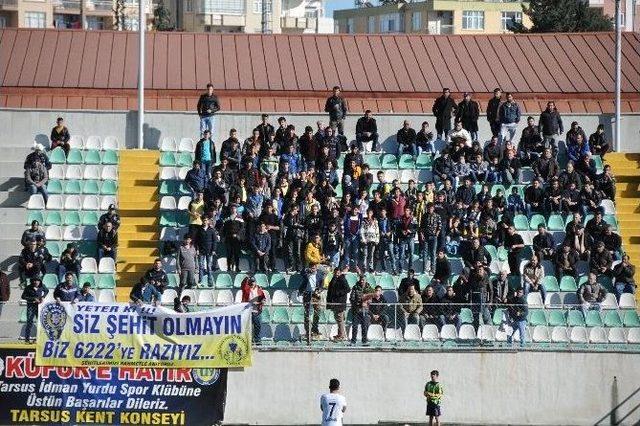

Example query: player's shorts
[426,401,441,417]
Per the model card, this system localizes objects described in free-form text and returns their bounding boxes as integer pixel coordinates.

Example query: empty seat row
[159,180,193,197]
[160,196,198,211]
[159,152,195,167]
[28,194,116,211]
[49,147,118,165]
[47,179,117,196]
[49,164,118,181]
[531,291,635,310]
[28,210,103,226]
[159,137,196,153]
[43,225,99,241]
[493,307,640,328]
[62,135,120,151]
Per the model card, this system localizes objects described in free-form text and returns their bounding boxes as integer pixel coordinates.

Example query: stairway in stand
[606,153,640,308]
[116,150,160,301]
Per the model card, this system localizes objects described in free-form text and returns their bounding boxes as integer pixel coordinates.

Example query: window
[367,16,375,33]
[345,17,354,33]
[379,13,400,33]
[24,12,46,28]
[500,11,521,31]
[202,0,244,14]
[86,16,104,30]
[124,16,139,30]
[0,16,7,28]
[462,10,484,30]
[252,0,271,14]
[412,11,421,31]
[185,0,193,11]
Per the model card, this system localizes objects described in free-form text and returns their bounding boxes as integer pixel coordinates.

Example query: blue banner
[0,346,227,425]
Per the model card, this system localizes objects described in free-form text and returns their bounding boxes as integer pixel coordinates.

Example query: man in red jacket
[241,275,266,345]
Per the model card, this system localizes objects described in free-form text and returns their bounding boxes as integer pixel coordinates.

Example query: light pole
[614,0,621,152]
[137,0,145,149]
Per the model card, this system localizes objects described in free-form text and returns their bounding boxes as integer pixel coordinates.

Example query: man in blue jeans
[197,217,218,286]
[420,203,442,274]
[507,287,528,347]
[194,130,216,178]
[197,83,220,136]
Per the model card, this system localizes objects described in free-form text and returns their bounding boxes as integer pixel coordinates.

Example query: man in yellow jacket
[305,234,327,267]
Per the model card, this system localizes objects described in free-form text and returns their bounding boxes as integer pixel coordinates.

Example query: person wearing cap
[241,274,266,345]
[21,277,49,343]
[21,220,45,247]
[432,88,457,141]
[24,154,49,203]
[355,109,379,152]
[254,113,275,145]
[77,282,95,302]
[58,243,80,282]
[54,272,80,303]
[50,117,71,156]
[455,92,479,142]
[197,83,220,136]
[24,143,51,170]
[325,86,348,136]
[98,204,121,231]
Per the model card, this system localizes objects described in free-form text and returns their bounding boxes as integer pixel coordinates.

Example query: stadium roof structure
[1,28,639,113]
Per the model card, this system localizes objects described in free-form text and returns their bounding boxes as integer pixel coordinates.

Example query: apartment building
[589,0,638,32]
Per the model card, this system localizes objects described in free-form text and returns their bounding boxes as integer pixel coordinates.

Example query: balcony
[281,16,316,30]
[0,0,18,10]
[197,13,245,27]
[53,0,113,12]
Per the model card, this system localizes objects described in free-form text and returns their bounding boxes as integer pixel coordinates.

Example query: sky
[325,0,353,17]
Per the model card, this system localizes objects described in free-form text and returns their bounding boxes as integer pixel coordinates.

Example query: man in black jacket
[432,88,457,141]
[327,268,350,341]
[325,86,347,136]
[197,83,220,136]
[194,130,217,178]
[486,88,502,138]
[143,258,169,292]
[369,285,389,332]
[355,110,379,152]
[455,92,479,142]
[538,101,563,154]
[97,221,118,261]
[197,217,218,287]
[396,120,417,157]
[254,113,275,145]
[19,241,43,285]
[507,287,528,347]
[532,224,555,261]
[398,269,420,295]
[21,277,48,344]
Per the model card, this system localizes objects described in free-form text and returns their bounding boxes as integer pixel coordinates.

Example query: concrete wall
[1,108,638,153]
[225,350,640,425]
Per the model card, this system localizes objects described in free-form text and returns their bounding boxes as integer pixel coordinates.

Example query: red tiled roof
[1,29,639,113]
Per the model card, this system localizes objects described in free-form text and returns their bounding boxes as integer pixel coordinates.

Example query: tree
[510,0,613,33]
[153,1,173,31]
[112,0,125,31]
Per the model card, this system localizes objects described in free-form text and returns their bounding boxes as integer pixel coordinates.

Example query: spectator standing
[143,258,169,291]
[187,192,205,237]
[424,370,444,426]
[21,277,48,344]
[455,92,480,142]
[251,222,271,272]
[222,204,244,272]
[24,155,48,203]
[469,265,491,329]
[360,209,379,273]
[507,287,528,347]
[0,271,9,303]
[397,207,417,272]
[486,88,502,138]
[197,217,218,287]
[355,110,379,152]
[185,161,207,197]
[197,83,220,136]
[324,86,348,136]
[194,131,217,179]
[50,117,71,156]
[349,274,375,345]
[440,285,461,331]
[538,101,563,153]
[177,235,198,290]
[19,241,43,284]
[432,88,457,141]
[326,268,350,341]
[420,203,442,274]
[498,92,521,145]
[399,269,420,296]
[97,221,118,261]
[504,226,524,276]
[299,264,323,342]
[377,209,397,274]
[98,204,121,231]
[613,255,636,302]
[254,114,275,145]
[240,275,266,345]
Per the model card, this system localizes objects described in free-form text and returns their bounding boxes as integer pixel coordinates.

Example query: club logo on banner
[35,302,253,368]
[0,346,228,425]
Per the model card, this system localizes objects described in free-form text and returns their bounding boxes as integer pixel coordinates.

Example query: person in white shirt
[320,379,347,426]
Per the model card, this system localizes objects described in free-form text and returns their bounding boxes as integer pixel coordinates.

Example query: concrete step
[120,239,159,248]
[118,193,158,203]
[118,231,159,240]
[119,202,160,210]
[116,262,156,272]
[116,171,159,179]
[119,216,158,225]
[120,150,160,158]
[118,247,159,257]
[614,175,640,183]
[118,179,158,187]
[0,191,29,208]
[1,149,31,162]
[0,162,25,178]
[119,224,157,233]
[117,254,158,263]
[119,162,159,170]
[0,207,27,224]
[119,209,159,218]
[0,176,24,190]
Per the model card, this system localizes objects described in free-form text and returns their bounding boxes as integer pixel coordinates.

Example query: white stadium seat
[64,195,82,210]
[619,293,636,309]
[403,324,422,341]
[69,135,84,149]
[570,327,588,343]
[527,292,543,308]
[83,165,101,180]
[440,324,458,340]
[197,290,215,306]
[161,289,178,305]
[271,290,289,305]
[46,195,64,210]
[82,195,100,211]
[100,196,117,210]
[102,136,119,150]
[367,324,385,341]
[588,327,607,344]
[49,165,65,179]
[608,327,626,344]
[28,194,45,210]
[177,196,192,210]
[551,327,569,343]
[601,293,618,310]
[160,167,177,180]
[178,138,196,153]
[98,257,116,274]
[85,135,102,150]
[63,225,82,241]
[45,225,62,240]
[532,326,550,343]
[458,324,476,340]
[97,290,116,303]
[160,137,177,152]
[160,196,177,210]
[80,257,98,273]
[215,290,234,306]
[101,165,118,180]
[421,324,439,342]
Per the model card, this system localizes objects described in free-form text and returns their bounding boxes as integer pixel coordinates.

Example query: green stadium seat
[233,273,248,288]
[272,307,291,324]
[604,311,623,327]
[496,246,508,262]
[269,273,287,289]
[49,147,66,164]
[45,211,62,226]
[159,212,176,227]
[81,211,99,226]
[513,214,529,231]
[254,273,269,288]
[459,308,473,324]
[623,310,640,327]
[547,214,565,231]
[63,211,82,226]
[46,242,61,258]
[78,273,96,287]
[585,310,603,327]
[176,211,189,226]
[417,274,431,290]
[19,309,27,323]
[290,307,305,324]
[527,309,547,326]
[47,179,64,194]
[567,310,585,327]
[381,154,398,169]
[559,276,577,292]
[101,150,119,165]
[27,211,45,225]
[43,274,59,289]
[66,149,83,165]
[167,274,179,288]
[213,273,233,289]
[78,241,97,257]
[82,180,100,195]
[490,185,505,197]
[529,214,546,230]
[97,274,116,289]
[592,155,603,170]
[177,153,194,167]
[597,275,613,292]
[398,154,415,169]
[159,180,176,196]
[333,184,343,198]
[507,276,521,290]
[83,149,101,165]
[415,153,432,169]
[100,180,118,195]
[64,180,82,194]
[176,182,192,196]
[345,273,358,287]
[542,276,560,292]
[259,308,270,324]
[603,214,618,231]
[485,245,498,261]
[160,152,177,167]
[288,274,303,291]
[363,154,381,169]
[492,308,505,326]
[547,310,567,326]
